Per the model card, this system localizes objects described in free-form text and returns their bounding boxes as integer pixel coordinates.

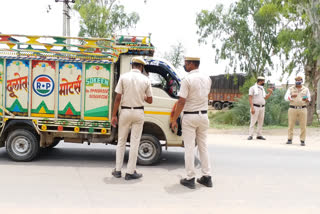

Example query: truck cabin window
[145,65,179,98]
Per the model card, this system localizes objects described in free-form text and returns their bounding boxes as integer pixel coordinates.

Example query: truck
[0,33,182,165]
[209,74,245,110]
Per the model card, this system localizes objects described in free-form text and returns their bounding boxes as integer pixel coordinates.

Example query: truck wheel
[138,134,162,166]
[222,102,230,109]
[6,129,40,161]
[213,102,222,110]
[45,138,62,149]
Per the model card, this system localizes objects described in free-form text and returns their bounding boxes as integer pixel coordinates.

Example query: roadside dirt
[207,127,320,150]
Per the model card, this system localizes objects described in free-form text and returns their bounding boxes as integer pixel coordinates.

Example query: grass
[209,111,320,129]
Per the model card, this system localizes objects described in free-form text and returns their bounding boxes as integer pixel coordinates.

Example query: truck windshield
[145,59,180,98]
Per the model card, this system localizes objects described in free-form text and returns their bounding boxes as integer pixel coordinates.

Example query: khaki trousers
[182,113,211,179]
[115,109,144,174]
[288,108,307,141]
[249,106,265,136]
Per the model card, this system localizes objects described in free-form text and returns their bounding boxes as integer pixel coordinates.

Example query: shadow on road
[0,143,187,170]
[103,177,142,185]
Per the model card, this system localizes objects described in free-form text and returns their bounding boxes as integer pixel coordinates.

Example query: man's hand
[170,121,178,133]
[267,88,273,93]
[251,107,255,115]
[291,94,298,98]
[111,116,118,128]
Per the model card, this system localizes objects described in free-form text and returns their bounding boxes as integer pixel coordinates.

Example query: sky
[0,0,301,85]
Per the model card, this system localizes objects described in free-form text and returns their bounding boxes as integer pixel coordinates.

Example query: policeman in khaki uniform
[171,56,212,189]
[248,76,273,140]
[111,56,153,180]
[284,76,311,146]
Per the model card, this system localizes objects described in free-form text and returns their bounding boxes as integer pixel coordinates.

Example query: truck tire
[137,134,162,166]
[45,138,62,149]
[6,129,40,161]
[213,102,222,110]
[222,102,230,109]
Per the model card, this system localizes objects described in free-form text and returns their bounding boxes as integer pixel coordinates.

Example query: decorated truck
[0,33,182,165]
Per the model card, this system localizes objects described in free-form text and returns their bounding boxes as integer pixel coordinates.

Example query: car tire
[137,134,162,166]
[6,129,40,161]
[213,102,222,110]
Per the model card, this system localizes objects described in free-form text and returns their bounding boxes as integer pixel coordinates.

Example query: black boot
[197,176,213,187]
[111,169,121,178]
[180,178,195,189]
[286,139,292,144]
[301,141,305,146]
[125,171,142,180]
[257,136,266,140]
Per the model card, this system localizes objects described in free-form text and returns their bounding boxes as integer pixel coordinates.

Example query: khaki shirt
[249,84,266,105]
[115,69,152,107]
[178,69,211,111]
[284,85,311,106]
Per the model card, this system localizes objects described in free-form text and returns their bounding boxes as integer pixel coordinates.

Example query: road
[0,128,320,214]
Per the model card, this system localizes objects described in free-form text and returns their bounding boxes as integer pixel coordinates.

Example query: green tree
[196,0,279,78]
[73,0,140,38]
[163,42,185,68]
[267,0,320,125]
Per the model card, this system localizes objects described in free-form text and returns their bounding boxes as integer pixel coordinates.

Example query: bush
[209,88,289,126]
[264,89,289,126]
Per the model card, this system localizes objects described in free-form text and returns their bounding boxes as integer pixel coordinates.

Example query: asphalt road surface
[0,128,319,214]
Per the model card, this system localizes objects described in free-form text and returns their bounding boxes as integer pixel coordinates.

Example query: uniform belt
[121,106,144,110]
[183,110,207,114]
[253,104,265,107]
[289,105,306,109]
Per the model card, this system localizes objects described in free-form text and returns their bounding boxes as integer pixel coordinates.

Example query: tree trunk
[305,60,320,125]
[307,93,316,125]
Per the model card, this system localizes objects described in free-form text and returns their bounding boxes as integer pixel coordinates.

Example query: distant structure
[55,0,75,38]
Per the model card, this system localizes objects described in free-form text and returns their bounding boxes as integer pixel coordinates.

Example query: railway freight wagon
[0,34,182,164]
[209,74,245,110]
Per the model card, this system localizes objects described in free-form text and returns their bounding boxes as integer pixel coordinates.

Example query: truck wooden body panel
[209,74,245,109]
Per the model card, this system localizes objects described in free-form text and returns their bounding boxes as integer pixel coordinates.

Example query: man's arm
[264,88,273,100]
[249,95,254,108]
[304,88,311,103]
[144,95,152,104]
[249,95,255,115]
[284,88,291,101]
[145,79,153,104]
[170,97,186,132]
[111,93,122,127]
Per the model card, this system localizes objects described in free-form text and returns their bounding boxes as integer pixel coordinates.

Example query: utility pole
[55,0,75,40]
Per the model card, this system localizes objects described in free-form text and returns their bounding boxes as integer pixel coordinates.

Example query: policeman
[284,76,311,146]
[248,76,273,140]
[171,56,212,189]
[111,56,153,180]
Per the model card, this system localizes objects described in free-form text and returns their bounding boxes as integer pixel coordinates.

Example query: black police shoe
[301,141,305,146]
[180,177,195,189]
[247,136,253,140]
[125,171,143,180]
[112,169,121,178]
[197,176,213,188]
[257,136,266,140]
[286,139,292,144]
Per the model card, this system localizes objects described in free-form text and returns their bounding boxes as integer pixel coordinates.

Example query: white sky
[0,0,301,85]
